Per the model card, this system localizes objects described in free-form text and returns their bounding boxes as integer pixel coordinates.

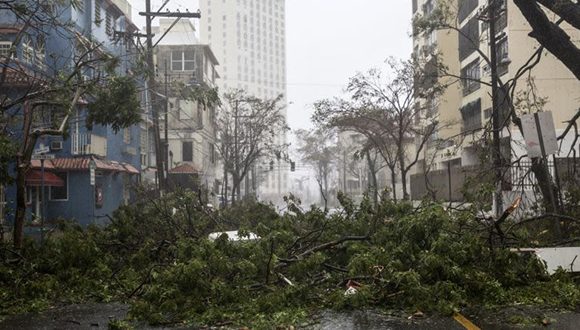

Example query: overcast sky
[130,1,412,131]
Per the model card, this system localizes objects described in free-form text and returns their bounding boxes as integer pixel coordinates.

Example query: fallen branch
[278,235,369,266]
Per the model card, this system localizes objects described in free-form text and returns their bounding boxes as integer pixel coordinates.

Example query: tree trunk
[365,150,378,206]
[513,0,580,80]
[531,157,562,238]
[13,102,34,249]
[390,167,397,202]
[13,158,27,249]
[398,153,409,200]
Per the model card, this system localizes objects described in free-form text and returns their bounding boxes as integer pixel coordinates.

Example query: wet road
[1,304,580,329]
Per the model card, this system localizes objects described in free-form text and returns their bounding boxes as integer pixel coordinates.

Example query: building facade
[1,0,143,227]
[411,0,580,203]
[199,0,288,203]
[154,19,220,196]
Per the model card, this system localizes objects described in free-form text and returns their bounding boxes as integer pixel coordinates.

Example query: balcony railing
[71,133,107,157]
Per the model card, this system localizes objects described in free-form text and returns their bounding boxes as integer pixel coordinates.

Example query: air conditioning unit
[50,140,63,151]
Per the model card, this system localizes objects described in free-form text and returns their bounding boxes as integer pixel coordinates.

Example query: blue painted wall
[2,0,144,228]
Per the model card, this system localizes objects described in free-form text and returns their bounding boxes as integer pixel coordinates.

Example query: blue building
[0,0,145,228]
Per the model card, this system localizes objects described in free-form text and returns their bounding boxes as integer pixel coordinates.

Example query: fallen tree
[0,190,579,328]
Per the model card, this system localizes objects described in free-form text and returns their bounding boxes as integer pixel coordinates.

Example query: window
[496,37,509,76]
[171,49,195,71]
[50,172,68,201]
[0,41,12,58]
[461,59,480,95]
[458,16,479,61]
[209,143,215,164]
[182,141,193,162]
[22,36,34,63]
[123,128,131,144]
[36,35,45,67]
[105,11,113,36]
[94,0,102,26]
[458,0,478,23]
[460,98,482,132]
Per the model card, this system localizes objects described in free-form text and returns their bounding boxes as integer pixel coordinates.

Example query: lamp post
[40,158,45,245]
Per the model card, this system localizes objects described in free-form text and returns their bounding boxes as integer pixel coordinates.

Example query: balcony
[71,133,107,157]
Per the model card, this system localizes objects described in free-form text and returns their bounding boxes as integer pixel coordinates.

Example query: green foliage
[86,76,141,133]
[0,135,17,185]
[1,191,579,327]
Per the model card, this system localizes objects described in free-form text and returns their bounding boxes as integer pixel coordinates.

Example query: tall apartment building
[199,0,288,203]
[411,0,580,201]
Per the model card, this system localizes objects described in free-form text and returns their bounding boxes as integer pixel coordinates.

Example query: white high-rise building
[199,0,288,203]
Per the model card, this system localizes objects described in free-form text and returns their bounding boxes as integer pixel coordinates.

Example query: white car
[208,230,260,242]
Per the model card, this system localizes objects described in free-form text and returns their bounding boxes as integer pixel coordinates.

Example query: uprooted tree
[313,57,447,201]
[216,90,288,204]
[0,0,142,249]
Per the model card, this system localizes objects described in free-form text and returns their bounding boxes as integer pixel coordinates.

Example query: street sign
[34,145,50,155]
[90,168,95,186]
[31,154,55,160]
[89,159,96,186]
[521,111,558,158]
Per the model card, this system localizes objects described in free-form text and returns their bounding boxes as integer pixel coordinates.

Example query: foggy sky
[129,0,413,131]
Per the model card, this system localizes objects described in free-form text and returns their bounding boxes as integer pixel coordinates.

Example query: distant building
[411,0,580,203]
[1,0,143,227]
[153,19,220,196]
[199,0,289,204]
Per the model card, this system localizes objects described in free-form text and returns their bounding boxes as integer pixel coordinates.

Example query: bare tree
[295,128,339,210]
[216,90,288,204]
[314,58,446,200]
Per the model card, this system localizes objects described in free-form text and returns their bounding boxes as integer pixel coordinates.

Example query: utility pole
[164,59,170,182]
[141,1,201,194]
[488,0,504,218]
[233,100,239,204]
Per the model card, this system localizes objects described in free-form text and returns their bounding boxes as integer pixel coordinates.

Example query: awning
[25,170,65,187]
[31,157,139,174]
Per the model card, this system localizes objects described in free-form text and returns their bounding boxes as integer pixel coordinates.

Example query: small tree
[295,128,339,209]
[216,90,287,204]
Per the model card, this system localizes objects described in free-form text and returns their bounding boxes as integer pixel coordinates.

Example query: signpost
[89,159,96,224]
[31,152,54,245]
[521,111,558,158]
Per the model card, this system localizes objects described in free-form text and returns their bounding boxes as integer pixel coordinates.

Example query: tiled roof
[169,163,200,174]
[31,157,139,174]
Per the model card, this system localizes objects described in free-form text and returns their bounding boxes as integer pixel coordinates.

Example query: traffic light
[269,160,274,170]
[290,161,295,172]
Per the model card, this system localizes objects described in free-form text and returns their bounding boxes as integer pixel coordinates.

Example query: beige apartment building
[411,0,580,201]
[153,19,221,195]
[199,0,288,204]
